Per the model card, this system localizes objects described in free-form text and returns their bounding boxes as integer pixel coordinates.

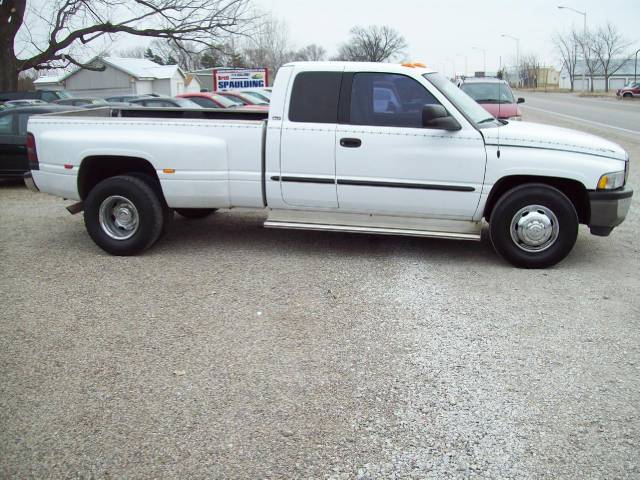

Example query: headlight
[507,115,522,121]
[597,171,626,190]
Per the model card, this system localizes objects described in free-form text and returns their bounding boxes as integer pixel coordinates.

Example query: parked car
[239,89,271,103]
[0,105,78,178]
[1,99,49,109]
[24,62,632,268]
[0,90,72,103]
[217,91,270,109]
[177,92,252,109]
[458,78,524,121]
[616,81,640,99]
[104,94,159,103]
[129,96,202,108]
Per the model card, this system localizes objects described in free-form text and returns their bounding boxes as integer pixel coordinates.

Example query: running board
[264,210,481,241]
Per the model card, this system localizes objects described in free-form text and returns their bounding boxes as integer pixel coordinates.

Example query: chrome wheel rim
[99,195,139,240]
[510,204,559,253]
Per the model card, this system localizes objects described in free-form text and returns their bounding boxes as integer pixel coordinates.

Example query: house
[559,58,637,91]
[33,57,201,98]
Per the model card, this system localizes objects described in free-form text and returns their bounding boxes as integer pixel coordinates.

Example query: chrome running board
[264,210,481,241]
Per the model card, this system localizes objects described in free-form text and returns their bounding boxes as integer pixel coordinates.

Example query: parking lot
[1,102,639,478]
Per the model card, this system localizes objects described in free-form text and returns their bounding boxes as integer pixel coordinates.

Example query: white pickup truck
[25,62,632,268]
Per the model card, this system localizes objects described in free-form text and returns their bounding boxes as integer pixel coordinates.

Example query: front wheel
[84,175,165,255]
[489,184,578,268]
[175,208,217,219]
[623,92,632,98]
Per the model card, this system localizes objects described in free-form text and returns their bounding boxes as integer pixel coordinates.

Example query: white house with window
[33,57,201,98]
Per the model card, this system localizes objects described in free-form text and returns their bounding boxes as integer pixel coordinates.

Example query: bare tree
[241,15,294,80]
[293,44,326,62]
[553,30,579,91]
[1,0,253,90]
[593,23,631,92]
[518,54,541,88]
[334,25,407,62]
[574,29,600,92]
[117,46,147,59]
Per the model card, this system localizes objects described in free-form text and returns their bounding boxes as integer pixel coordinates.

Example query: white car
[25,62,632,268]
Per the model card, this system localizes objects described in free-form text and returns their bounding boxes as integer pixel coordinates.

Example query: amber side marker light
[163,168,176,174]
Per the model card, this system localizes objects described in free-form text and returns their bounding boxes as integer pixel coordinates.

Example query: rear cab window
[0,113,15,135]
[288,71,342,123]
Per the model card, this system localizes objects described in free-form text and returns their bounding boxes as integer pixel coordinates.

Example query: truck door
[278,67,343,208]
[335,71,486,219]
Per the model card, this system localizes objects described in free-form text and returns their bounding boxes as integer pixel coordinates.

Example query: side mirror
[517,97,525,104]
[422,105,461,130]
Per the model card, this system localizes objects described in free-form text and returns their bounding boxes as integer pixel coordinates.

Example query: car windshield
[423,73,498,126]
[56,91,73,99]
[173,98,202,108]
[242,91,270,103]
[210,94,239,108]
[460,82,515,104]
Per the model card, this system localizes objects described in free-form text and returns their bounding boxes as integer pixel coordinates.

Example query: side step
[264,210,481,241]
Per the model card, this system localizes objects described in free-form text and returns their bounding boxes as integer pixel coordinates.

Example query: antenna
[497,56,501,158]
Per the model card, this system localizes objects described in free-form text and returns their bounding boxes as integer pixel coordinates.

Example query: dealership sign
[213,68,268,91]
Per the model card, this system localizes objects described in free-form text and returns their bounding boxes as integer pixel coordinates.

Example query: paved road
[516,90,640,140]
[1,109,639,478]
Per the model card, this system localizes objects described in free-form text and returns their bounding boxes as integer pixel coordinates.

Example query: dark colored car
[0,105,78,178]
[616,81,640,98]
[0,90,72,103]
[458,78,524,120]
[53,97,133,108]
[129,96,202,108]
[105,94,160,102]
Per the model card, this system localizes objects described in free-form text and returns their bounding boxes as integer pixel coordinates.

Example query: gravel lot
[1,109,639,479]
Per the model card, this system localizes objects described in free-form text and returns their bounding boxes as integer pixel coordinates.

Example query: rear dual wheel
[84,175,165,255]
[489,184,579,268]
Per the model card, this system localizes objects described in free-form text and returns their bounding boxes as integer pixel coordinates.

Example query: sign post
[213,68,269,92]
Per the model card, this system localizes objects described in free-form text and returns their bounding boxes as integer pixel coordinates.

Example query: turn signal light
[163,168,175,174]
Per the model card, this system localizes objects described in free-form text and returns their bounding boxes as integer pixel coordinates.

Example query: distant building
[503,66,560,89]
[33,57,201,97]
[560,58,637,91]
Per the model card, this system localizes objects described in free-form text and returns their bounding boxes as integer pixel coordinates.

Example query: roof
[33,75,63,85]
[460,77,507,84]
[563,58,638,76]
[61,57,185,82]
[282,61,437,74]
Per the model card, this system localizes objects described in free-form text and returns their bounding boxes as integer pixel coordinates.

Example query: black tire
[84,175,164,255]
[175,208,217,219]
[489,183,578,268]
[127,172,173,233]
[623,92,632,98]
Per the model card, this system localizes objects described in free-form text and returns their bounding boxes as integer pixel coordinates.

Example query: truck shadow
[151,210,499,266]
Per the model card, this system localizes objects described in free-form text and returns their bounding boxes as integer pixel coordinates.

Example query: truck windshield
[423,73,499,127]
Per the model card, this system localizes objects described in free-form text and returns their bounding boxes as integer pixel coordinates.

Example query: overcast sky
[257,0,640,75]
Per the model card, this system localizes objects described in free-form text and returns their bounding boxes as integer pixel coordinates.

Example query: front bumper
[588,187,633,236]
[23,171,39,193]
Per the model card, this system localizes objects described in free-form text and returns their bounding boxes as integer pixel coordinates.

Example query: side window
[41,92,57,102]
[191,97,217,108]
[0,114,15,135]
[289,71,342,123]
[18,114,31,136]
[350,73,440,128]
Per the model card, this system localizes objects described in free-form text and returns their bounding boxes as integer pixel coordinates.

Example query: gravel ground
[1,109,639,479]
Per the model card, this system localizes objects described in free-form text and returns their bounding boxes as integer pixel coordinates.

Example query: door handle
[340,138,362,148]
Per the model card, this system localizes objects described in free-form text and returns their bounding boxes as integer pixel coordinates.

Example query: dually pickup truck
[24,62,632,268]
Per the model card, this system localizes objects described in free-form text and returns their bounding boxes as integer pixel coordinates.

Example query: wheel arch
[483,175,590,224]
[77,155,162,201]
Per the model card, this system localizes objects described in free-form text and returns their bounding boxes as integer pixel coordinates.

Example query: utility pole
[501,34,520,86]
